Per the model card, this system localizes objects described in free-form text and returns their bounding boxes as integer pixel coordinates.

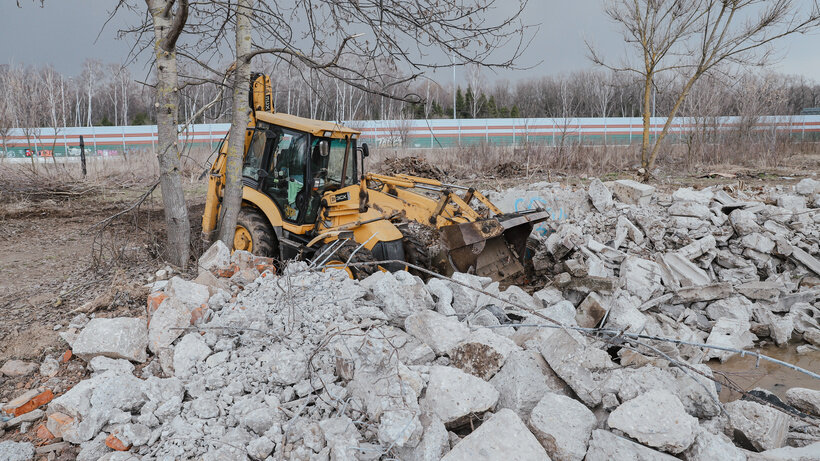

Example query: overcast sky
[1,1,819,83]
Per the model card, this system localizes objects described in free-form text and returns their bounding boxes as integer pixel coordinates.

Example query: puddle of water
[707,343,820,403]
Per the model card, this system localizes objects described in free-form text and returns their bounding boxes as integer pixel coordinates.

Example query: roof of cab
[256,111,360,138]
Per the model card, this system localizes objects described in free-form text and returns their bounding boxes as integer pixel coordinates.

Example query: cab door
[264,128,310,223]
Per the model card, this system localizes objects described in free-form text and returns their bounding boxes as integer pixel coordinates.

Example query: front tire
[235,207,277,257]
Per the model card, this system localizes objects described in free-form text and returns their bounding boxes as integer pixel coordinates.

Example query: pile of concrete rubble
[2,178,819,461]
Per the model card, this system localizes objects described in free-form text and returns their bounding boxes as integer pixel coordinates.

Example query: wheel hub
[234,225,253,252]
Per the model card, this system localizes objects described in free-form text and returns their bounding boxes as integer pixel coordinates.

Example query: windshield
[311,137,355,188]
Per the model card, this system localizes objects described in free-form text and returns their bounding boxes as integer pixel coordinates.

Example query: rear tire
[235,207,277,257]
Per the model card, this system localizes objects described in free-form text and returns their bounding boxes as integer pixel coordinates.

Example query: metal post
[150,125,156,157]
[79,135,87,177]
[452,53,457,120]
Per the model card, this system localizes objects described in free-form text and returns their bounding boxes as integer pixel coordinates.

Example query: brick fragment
[106,433,132,451]
[212,263,239,278]
[36,423,55,441]
[147,292,168,317]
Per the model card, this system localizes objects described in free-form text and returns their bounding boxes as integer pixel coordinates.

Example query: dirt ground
[0,180,205,410]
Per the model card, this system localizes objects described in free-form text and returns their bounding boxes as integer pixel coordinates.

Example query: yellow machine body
[202,74,548,281]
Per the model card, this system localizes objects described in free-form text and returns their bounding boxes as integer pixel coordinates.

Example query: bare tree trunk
[218,0,253,246]
[641,74,652,170]
[147,0,191,268]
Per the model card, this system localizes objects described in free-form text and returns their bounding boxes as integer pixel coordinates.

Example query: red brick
[190,305,209,325]
[36,423,55,441]
[11,389,54,417]
[147,292,168,318]
[212,263,239,278]
[106,433,131,451]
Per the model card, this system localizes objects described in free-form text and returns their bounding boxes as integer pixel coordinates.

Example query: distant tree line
[1,60,819,134]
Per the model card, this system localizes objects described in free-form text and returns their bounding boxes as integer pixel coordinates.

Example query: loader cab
[241,120,357,225]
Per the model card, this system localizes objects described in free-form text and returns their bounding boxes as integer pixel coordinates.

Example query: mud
[709,344,820,403]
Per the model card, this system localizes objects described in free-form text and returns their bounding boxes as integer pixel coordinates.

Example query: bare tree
[145,0,191,268]
[590,0,820,181]
[217,0,253,246]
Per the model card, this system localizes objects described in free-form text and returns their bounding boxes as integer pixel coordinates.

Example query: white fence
[2,115,818,159]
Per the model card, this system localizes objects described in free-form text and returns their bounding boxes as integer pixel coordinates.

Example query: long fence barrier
[2,115,819,161]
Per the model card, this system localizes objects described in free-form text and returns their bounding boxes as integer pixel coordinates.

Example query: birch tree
[217,0,252,246]
[590,0,820,181]
[145,0,191,268]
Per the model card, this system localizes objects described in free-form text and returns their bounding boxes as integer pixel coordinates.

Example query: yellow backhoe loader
[202,73,549,282]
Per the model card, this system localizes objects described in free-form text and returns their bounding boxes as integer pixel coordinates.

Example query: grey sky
[1,1,818,82]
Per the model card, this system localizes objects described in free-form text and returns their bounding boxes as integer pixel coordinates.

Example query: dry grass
[370,137,820,179]
[0,145,214,203]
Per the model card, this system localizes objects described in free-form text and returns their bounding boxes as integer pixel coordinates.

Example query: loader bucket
[439,210,550,282]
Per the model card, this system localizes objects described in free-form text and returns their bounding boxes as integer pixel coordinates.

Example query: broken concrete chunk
[72,317,148,363]
[677,235,717,261]
[705,318,755,362]
[370,271,435,324]
[791,246,820,277]
[620,256,663,302]
[165,276,210,307]
[533,286,565,307]
[147,297,194,355]
[393,416,450,461]
[604,294,648,334]
[613,216,645,249]
[546,224,584,260]
[575,292,607,328]
[704,296,753,323]
[736,281,783,302]
[489,350,568,419]
[785,387,820,416]
[172,333,212,378]
[588,178,614,212]
[729,209,761,236]
[753,442,820,461]
[0,360,39,378]
[683,427,746,461]
[795,178,820,195]
[421,366,499,428]
[442,409,549,461]
[198,240,231,274]
[88,356,136,375]
[725,399,789,451]
[448,328,520,380]
[585,429,679,461]
[608,389,698,454]
[447,272,486,315]
[669,201,712,220]
[674,282,733,303]
[528,392,597,461]
[776,194,806,211]
[740,233,775,254]
[661,253,711,287]
[612,179,655,206]
[405,310,470,355]
[538,329,615,407]
[0,441,35,461]
[673,187,714,204]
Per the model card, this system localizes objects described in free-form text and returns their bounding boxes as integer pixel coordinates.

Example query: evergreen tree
[432,100,444,117]
[463,86,475,118]
[455,87,466,119]
[510,105,520,118]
